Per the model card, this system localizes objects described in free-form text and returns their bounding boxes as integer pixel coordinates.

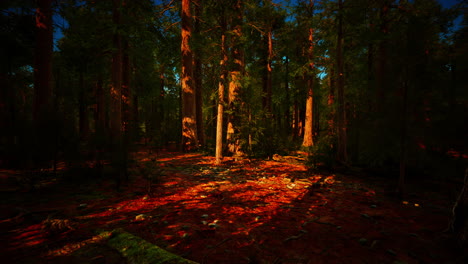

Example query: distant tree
[335,0,347,163]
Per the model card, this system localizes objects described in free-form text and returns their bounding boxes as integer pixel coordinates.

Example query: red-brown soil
[0,150,466,263]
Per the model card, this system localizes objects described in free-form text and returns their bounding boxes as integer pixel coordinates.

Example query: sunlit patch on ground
[0,150,464,263]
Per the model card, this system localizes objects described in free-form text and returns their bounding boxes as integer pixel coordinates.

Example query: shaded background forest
[1,0,467,191]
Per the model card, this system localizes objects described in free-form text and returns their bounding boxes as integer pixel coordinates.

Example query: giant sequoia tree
[181,0,198,151]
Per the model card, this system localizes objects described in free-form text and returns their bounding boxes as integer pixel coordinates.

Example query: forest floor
[0,149,466,264]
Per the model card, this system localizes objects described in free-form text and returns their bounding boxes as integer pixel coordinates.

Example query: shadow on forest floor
[0,149,466,264]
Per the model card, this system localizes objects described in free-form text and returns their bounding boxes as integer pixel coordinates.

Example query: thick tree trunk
[121,38,131,181]
[78,71,89,140]
[376,1,389,108]
[181,0,198,151]
[33,0,53,167]
[33,0,53,124]
[303,2,315,148]
[94,76,105,175]
[111,0,122,146]
[216,27,227,165]
[336,0,347,163]
[226,0,244,156]
[397,69,408,197]
[328,66,335,133]
[111,0,124,189]
[293,98,300,140]
[193,0,204,147]
[95,77,105,136]
[262,29,273,115]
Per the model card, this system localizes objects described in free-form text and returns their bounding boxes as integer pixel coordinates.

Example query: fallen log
[105,229,198,264]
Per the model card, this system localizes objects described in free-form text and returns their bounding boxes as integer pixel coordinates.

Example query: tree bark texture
[194,0,204,147]
[336,0,347,163]
[226,0,244,156]
[303,1,315,148]
[262,29,273,115]
[216,25,228,165]
[181,0,198,151]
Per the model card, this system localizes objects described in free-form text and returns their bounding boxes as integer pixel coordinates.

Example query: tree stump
[450,168,468,244]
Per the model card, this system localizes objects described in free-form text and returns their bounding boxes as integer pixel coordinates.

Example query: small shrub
[307,135,336,170]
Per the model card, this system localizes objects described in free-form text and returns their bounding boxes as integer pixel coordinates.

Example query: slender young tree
[216,16,228,165]
[181,0,198,150]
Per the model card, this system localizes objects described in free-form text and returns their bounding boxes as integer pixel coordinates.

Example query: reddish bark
[262,29,273,115]
[226,0,244,156]
[193,0,204,147]
[181,0,198,151]
[302,2,315,148]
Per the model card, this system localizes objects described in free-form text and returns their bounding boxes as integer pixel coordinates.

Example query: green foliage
[106,229,198,264]
[136,159,165,195]
[306,134,336,170]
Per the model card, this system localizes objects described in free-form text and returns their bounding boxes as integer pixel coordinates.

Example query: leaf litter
[0,150,465,264]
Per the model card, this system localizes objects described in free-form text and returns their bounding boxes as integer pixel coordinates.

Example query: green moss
[105,229,198,264]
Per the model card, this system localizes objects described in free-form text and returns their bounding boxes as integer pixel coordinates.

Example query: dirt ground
[0,150,466,264]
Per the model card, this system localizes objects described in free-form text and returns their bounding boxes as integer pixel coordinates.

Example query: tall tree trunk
[78,71,89,140]
[293,98,300,140]
[94,76,105,176]
[226,0,244,156]
[262,29,273,115]
[122,38,131,181]
[33,0,53,167]
[376,0,389,108]
[33,0,53,124]
[216,20,228,165]
[111,0,122,146]
[111,0,123,188]
[303,2,315,148]
[181,0,198,151]
[158,69,165,143]
[193,0,204,147]
[336,0,347,163]
[284,56,290,136]
[95,77,105,137]
[328,66,335,133]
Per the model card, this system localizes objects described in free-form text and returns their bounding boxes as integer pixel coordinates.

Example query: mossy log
[105,229,198,264]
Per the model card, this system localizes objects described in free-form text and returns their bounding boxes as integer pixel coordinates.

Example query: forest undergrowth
[0,148,466,264]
